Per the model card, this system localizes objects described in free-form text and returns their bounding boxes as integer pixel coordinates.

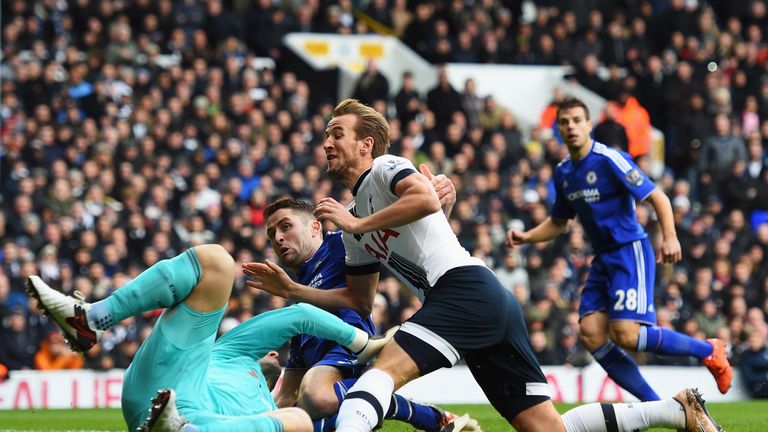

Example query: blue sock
[637,326,714,359]
[88,249,202,329]
[314,416,337,432]
[331,378,441,432]
[387,394,442,432]
[592,341,660,401]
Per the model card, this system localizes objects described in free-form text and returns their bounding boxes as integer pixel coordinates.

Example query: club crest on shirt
[586,171,598,184]
[384,159,405,171]
[562,180,568,189]
[625,169,644,186]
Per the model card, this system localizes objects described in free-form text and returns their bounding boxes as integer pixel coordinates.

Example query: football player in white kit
[250,98,721,432]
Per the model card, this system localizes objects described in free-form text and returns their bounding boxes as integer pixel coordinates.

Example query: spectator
[460,79,482,130]
[352,59,390,106]
[699,114,748,192]
[0,306,37,371]
[592,102,629,152]
[614,90,652,157]
[34,330,85,370]
[694,298,729,339]
[477,96,506,131]
[426,66,463,134]
[394,71,421,126]
[740,329,768,397]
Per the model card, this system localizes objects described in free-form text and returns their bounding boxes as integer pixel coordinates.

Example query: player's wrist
[287,282,304,300]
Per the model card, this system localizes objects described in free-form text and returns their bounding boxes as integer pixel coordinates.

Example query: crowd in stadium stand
[1,0,767,396]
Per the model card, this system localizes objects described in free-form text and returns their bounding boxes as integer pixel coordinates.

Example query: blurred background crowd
[1,0,767,397]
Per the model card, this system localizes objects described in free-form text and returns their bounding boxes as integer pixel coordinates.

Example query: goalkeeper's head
[259,350,283,391]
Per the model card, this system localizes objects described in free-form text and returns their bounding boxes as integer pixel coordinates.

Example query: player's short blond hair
[332,99,391,157]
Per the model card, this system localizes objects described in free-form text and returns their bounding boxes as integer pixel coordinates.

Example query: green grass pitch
[0,402,766,431]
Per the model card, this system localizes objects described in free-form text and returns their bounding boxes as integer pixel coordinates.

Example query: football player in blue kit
[245,198,471,432]
[507,97,733,400]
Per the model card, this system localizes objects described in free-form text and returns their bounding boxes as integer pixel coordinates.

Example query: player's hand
[658,236,682,264]
[314,197,364,234]
[420,163,455,215]
[243,260,296,299]
[506,230,529,248]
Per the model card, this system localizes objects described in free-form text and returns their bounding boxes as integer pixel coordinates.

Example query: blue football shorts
[580,238,657,325]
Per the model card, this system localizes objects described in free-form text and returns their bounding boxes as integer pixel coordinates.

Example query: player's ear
[311,218,322,237]
[360,136,374,156]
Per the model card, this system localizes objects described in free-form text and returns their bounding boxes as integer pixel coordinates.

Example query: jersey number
[614,289,637,311]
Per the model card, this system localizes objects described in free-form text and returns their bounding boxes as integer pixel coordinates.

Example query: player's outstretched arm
[646,188,682,264]
[243,261,376,314]
[314,173,440,234]
[506,217,569,248]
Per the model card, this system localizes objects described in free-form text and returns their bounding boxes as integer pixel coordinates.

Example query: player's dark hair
[259,359,282,391]
[556,96,591,121]
[264,198,315,221]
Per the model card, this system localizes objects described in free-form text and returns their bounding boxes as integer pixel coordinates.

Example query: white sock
[336,369,394,432]
[562,399,685,432]
[562,403,609,432]
[614,398,686,430]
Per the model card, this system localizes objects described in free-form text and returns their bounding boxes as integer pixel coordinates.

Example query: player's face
[265,208,320,270]
[258,351,281,391]
[323,114,364,182]
[557,107,593,150]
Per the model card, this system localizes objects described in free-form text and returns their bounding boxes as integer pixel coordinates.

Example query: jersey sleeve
[341,231,381,275]
[551,169,575,220]
[371,156,418,197]
[603,148,656,200]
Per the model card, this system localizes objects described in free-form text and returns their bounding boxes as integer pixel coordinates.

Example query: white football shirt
[342,155,485,301]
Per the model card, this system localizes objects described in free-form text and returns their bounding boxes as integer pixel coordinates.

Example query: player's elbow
[353,298,373,316]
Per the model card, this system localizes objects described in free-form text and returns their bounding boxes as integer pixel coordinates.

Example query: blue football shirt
[290,231,375,368]
[551,141,656,252]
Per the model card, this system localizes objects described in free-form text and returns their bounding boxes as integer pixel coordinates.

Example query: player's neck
[345,161,374,190]
[568,139,593,161]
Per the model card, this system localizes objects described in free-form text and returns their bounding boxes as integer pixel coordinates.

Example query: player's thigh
[123,305,224,428]
[186,408,312,432]
[465,337,551,425]
[605,240,657,326]
[125,305,223,384]
[395,266,516,377]
[262,407,313,432]
[579,257,611,318]
[276,368,306,408]
[297,365,347,417]
[371,339,421,389]
[510,399,565,432]
[578,311,610,350]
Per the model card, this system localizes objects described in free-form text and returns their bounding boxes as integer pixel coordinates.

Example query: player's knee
[195,244,235,276]
[297,387,339,419]
[578,328,607,351]
[278,407,313,432]
[609,326,639,350]
[185,244,234,310]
